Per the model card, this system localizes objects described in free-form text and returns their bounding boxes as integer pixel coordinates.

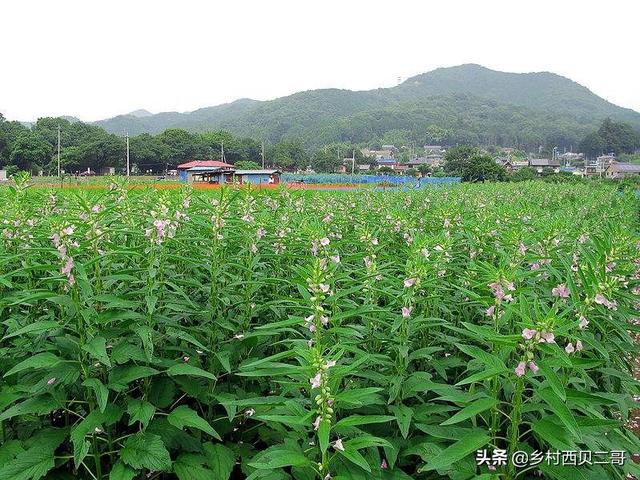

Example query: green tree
[0,114,29,164]
[442,146,481,175]
[158,129,199,163]
[510,167,536,181]
[268,141,308,170]
[234,160,261,170]
[464,154,506,182]
[9,132,51,171]
[579,118,640,157]
[130,134,170,172]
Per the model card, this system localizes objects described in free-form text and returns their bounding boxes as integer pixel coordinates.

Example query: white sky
[1,0,639,122]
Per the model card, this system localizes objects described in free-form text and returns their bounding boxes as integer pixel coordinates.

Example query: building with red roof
[176,160,235,181]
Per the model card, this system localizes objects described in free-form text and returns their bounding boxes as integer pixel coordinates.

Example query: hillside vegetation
[94,64,640,150]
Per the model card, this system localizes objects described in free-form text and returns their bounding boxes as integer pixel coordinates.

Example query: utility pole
[57,125,61,178]
[261,141,265,168]
[221,141,224,162]
[351,149,355,175]
[126,132,130,177]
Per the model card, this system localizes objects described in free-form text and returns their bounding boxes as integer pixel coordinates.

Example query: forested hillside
[93,64,640,150]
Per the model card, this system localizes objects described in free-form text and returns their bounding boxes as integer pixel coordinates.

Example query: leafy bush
[0,182,639,480]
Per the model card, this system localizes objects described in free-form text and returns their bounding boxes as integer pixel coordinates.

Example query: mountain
[127,109,154,118]
[93,64,640,149]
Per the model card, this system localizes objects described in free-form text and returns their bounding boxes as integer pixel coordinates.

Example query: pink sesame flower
[403,278,416,288]
[182,356,190,362]
[528,362,539,374]
[313,415,322,430]
[594,293,607,305]
[578,316,589,330]
[320,316,329,326]
[539,332,555,343]
[318,284,330,293]
[401,306,412,318]
[61,257,74,275]
[381,459,388,469]
[330,255,340,264]
[245,408,255,417]
[320,237,330,246]
[514,362,526,377]
[47,377,56,385]
[310,373,322,389]
[62,225,75,236]
[488,282,505,301]
[552,284,570,298]
[333,439,345,451]
[565,342,575,354]
[485,305,495,317]
[325,360,336,368]
[575,340,583,352]
[522,328,537,340]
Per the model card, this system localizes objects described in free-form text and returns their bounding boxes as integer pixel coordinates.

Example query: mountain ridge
[91,64,640,148]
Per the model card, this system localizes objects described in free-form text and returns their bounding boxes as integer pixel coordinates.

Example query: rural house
[605,161,640,178]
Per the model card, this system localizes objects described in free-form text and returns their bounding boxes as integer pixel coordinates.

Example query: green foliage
[443,147,505,182]
[580,118,640,157]
[234,160,262,170]
[0,183,638,480]
[92,65,640,153]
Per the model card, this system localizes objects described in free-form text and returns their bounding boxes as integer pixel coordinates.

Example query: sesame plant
[0,180,639,480]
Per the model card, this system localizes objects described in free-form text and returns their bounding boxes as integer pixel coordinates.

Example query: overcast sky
[2,0,639,122]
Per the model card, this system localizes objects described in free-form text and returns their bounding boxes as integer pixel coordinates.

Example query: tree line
[0,115,370,175]
[1,114,638,176]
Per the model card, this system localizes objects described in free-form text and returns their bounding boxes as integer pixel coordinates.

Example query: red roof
[177,160,234,169]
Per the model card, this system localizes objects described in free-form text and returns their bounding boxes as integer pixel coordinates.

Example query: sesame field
[0,180,639,480]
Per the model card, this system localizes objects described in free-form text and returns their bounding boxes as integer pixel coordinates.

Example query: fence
[281,173,461,186]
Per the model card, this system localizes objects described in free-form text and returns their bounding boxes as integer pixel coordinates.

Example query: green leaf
[83,336,111,367]
[174,454,211,480]
[345,435,393,450]
[134,325,154,361]
[538,363,566,401]
[455,366,505,386]
[203,443,235,480]
[109,365,158,388]
[0,445,56,480]
[455,344,506,370]
[2,321,60,340]
[4,353,61,377]
[338,447,371,472]
[108,461,137,480]
[419,431,490,472]
[248,446,311,470]
[334,415,395,428]
[167,363,217,381]
[334,387,384,407]
[82,378,109,413]
[440,397,497,426]
[120,432,171,472]
[0,396,59,422]
[532,418,575,450]
[168,405,221,440]
[537,387,581,441]
[389,404,413,439]
[127,399,156,429]
[318,419,330,454]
